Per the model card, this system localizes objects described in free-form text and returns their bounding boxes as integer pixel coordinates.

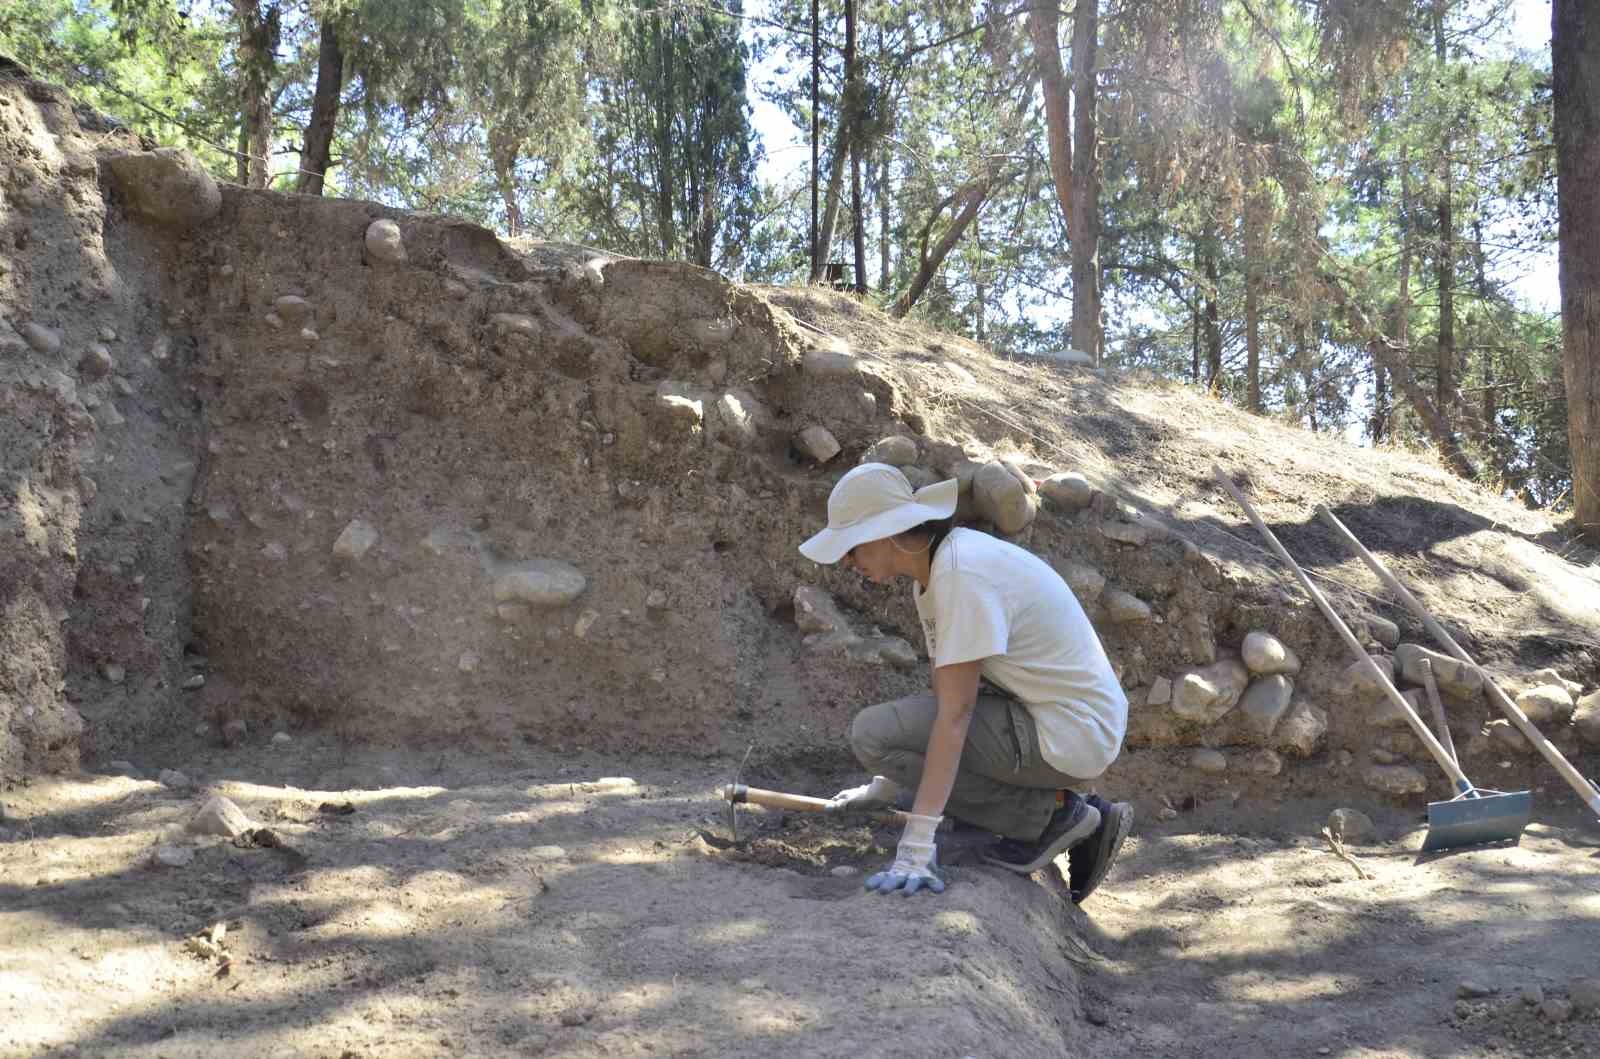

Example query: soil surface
[4,744,1598,1059]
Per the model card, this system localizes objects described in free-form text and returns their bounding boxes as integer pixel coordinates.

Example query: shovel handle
[1314,504,1600,819]
[1213,468,1473,792]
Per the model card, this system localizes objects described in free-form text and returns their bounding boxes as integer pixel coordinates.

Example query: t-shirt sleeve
[931,569,1008,667]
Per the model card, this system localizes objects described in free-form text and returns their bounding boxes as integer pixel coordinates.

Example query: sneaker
[982,794,1101,874]
[1067,793,1133,904]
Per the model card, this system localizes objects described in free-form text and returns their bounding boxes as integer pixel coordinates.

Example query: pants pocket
[1006,702,1030,773]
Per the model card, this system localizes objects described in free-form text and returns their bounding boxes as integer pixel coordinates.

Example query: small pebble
[182,674,206,691]
[158,768,192,789]
[1458,981,1494,999]
[829,865,860,878]
[1542,997,1573,1023]
[272,731,292,745]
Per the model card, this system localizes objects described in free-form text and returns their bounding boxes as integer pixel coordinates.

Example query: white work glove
[865,812,945,896]
[824,774,899,814]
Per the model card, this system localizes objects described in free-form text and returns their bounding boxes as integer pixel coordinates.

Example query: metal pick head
[728,743,754,846]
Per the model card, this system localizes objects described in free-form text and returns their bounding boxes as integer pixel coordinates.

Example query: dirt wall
[3,66,1597,818]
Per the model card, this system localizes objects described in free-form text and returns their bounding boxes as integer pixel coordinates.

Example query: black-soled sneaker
[1068,793,1133,904]
[982,793,1101,874]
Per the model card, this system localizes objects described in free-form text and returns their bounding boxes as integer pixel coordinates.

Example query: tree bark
[1433,1,1457,421]
[877,147,891,290]
[1069,0,1102,361]
[1028,4,1073,232]
[1392,143,1414,440]
[890,173,995,318]
[1554,0,1600,541]
[1244,199,1262,412]
[1202,230,1221,392]
[296,17,344,195]
[846,0,866,292]
[232,0,277,189]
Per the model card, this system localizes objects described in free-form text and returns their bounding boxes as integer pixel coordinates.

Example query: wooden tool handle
[1314,503,1600,817]
[719,784,834,812]
[1214,467,1472,791]
[718,783,911,824]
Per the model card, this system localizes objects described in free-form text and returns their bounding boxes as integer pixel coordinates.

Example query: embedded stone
[1337,655,1395,700]
[1171,657,1249,723]
[1370,689,1425,731]
[1190,748,1227,774]
[1244,748,1283,776]
[801,349,861,378]
[1574,690,1600,748]
[332,518,379,561]
[1058,562,1105,605]
[1363,763,1427,796]
[273,295,313,325]
[1038,472,1093,511]
[1364,613,1401,648]
[1395,644,1482,700]
[79,344,114,379]
[1237,675,1295,738]
[972,460,1038,535]
[1103,589,1152,624]
[1146,677,1172,707]
[794,586,852,636]
[901,465,939,489]
[365,218,407,264]
[154,845,195,868]
[713,392,759,448]
[795,425,841,463]
[654,381,704,427]
[105,147,222,228]
[20,322,62,355]
[1327,808,1376,843]
[863,435,918,466]
[1241,631,1300,676]
[491,312,540,342]
[158,768,193,789]
[1274,702,1328,757]
[1514,684,1574,726]
[493,560,588,608]
[1485,718,1532,754]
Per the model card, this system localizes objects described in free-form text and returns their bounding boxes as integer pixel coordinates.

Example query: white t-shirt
[912,528,1127,778]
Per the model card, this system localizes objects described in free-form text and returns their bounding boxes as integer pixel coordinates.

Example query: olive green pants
[849,692,1090,840]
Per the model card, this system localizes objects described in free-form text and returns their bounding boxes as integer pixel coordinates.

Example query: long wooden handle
[1213,467,1473,791]
[1314,503,1600,817]
[1420,659,1459,767]
[718,783,911,824]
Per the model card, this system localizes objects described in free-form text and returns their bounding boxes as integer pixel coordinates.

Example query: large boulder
[105,148,221,228]
[971,460,1038,535]
[1574,690,1600,748]
[1241,631,1300,676]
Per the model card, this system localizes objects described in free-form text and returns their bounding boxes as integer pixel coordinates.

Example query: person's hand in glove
[824,774,899,813]
[865,812,945,896]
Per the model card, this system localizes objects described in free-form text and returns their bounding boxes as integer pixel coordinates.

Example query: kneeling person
[800,463,1132,901]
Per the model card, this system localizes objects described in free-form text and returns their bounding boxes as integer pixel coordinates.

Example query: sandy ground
[3,742,1599,1059]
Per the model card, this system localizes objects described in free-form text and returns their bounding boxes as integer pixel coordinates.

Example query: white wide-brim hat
[799,462,959,564]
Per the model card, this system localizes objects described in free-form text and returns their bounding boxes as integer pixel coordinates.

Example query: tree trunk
[1321,269,1479,479]
[1434,1,1457,421]
[973,219,986,342]
[813,113,851,279]
[878,147,891,290]
[1393,143,1414,440]
[1028,4,1073,233]
[1203,230,1221,392]
[1554,0,1600,541]
[1244,199,1262,412]
[491,131,524,238]
[232,0,277,189]
[1191,238,1201,384]
[890,174,995,318]
[650,17,677,257]
[846,0,865,292]
[1069,0,1102,361]
[296,17,343,195]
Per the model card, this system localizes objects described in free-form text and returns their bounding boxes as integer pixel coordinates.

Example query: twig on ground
[1321,826,1374,881]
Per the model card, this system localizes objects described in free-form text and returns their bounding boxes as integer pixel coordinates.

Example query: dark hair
[903,517,955,560]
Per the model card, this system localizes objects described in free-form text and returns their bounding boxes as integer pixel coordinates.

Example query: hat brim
[798,477,958,564]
